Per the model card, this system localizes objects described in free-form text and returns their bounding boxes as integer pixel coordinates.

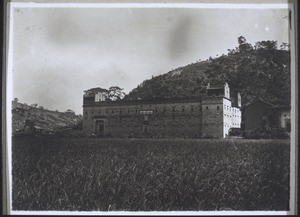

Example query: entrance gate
[95,120,104,136]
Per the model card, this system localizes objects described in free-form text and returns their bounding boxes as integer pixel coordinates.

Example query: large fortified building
[82,83,241,138]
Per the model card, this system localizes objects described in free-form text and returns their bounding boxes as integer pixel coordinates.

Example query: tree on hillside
[108,86,125,101]
[280,42,290,50]
[65,109,75,114]
[238,36,246,44]
[255,40,277,50]
[85,86,125,101]
[24,119,34,129]
[237,36,253,53]
[124,36,290,107]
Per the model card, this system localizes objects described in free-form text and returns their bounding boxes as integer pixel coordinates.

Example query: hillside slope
[12,101,82,134]
[124,39,290,107]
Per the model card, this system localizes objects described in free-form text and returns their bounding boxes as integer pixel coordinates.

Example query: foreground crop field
[12,137,290,211]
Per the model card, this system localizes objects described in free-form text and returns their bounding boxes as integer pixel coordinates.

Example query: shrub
[276,129,290,139]
[243,127,290,139]
[202,134,214,139]
[228,128,242,137]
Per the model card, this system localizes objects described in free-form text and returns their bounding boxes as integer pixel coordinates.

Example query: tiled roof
[242,99,275,109]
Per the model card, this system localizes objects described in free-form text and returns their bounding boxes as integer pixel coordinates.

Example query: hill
[124,37,290,107]
[12,100,82,135]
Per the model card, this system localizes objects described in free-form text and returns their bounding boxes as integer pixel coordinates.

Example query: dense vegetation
[12,100,82,135]
[124,37,290,107]
[12,137,290,211]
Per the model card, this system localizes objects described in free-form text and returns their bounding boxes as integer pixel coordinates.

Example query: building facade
[243,100,275,131]
[243,99,291,132]
[82,83,241,138]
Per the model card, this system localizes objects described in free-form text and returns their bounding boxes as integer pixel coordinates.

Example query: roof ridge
[242,98,276,109]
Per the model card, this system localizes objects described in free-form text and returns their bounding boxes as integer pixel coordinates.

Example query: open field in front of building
[12,137,290,211]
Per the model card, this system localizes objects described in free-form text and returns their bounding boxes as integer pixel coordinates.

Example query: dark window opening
[206,106,209,110]
[217,106,219,110]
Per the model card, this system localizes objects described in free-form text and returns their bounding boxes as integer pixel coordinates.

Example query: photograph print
[5,1,297,215]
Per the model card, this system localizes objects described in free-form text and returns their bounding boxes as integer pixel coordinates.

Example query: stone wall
[83,100,202,138]
[201,97,224,138]
[82,86,242,139]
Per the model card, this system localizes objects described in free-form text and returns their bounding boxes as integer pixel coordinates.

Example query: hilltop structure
[82,83,242,138]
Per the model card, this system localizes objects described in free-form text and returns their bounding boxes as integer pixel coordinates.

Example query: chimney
[237,92,241,107]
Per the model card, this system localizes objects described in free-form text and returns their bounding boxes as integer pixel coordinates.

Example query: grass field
[12,137,290,211]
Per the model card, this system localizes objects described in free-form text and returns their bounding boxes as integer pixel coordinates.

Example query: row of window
[84,105,239,116]
[86,108,198,115]
[85,111,240,119]
[85,125,240,130]
[224,123,241,127]
[85,124,202,129]
[140,110,154,115]
[85,115,200,121]
[223,105,241,113]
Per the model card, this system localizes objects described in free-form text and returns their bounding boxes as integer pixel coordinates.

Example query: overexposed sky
[10,3,290,114]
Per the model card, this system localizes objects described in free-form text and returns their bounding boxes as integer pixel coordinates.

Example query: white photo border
[3,0,298,215]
